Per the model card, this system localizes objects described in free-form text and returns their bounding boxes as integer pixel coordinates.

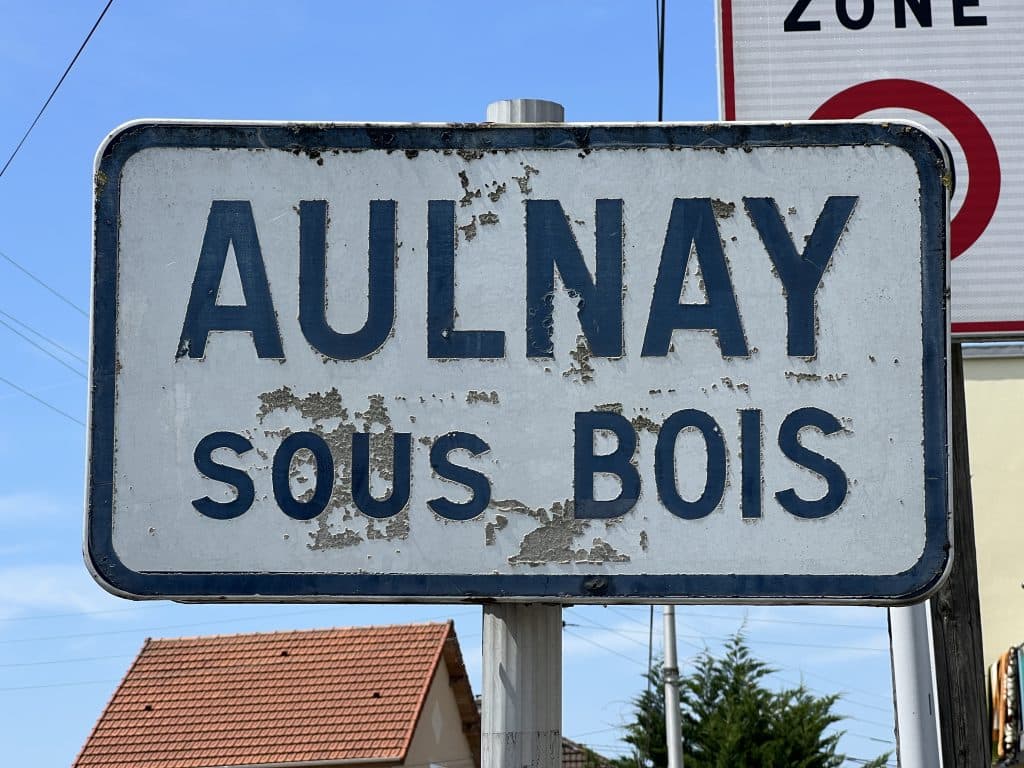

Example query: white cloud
[0,562,124,622]
[0,491,68,525]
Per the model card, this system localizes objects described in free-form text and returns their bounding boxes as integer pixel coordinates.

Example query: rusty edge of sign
[84,120,951,605]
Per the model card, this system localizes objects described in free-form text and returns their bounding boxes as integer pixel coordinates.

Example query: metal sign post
[663,605,684,768]
[888,602,943,765]
[481,99,565,768]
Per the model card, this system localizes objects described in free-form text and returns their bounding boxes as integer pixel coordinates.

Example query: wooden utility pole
[929,343,989,766]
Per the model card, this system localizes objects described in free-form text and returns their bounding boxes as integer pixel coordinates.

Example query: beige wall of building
[965,351,1024,671]
[405,658,475,768]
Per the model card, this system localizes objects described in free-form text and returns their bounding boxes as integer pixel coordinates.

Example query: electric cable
[0,308,87,363]
[0,249,88,316]
[0,374,83,426]
[570,611,892,718]
[0,606,480,646]
[656,0,666,121]
[563,627,646,667]
[0,0,115,179]
[0,315,86,378]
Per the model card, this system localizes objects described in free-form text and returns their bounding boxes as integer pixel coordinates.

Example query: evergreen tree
[618,667,667,768]
[614,634,891,768]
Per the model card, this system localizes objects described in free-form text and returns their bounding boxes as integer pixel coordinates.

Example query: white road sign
[87,121,949,603]
[719,0,1023,338]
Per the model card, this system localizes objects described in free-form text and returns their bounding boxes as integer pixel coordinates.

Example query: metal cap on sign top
[485,98,564,123]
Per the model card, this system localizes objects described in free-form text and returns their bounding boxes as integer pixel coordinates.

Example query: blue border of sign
[87,121,949,604]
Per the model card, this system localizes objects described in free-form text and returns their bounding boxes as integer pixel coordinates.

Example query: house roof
[561,737,614,768]
[74,621,479,768]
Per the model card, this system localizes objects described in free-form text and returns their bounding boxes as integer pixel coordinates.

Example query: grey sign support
[480,98,565,768]
[889,603,943,765]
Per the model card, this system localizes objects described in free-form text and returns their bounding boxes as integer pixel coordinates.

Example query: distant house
[74,622,479,768]
[560,738,613,768]
[74,622,613,768]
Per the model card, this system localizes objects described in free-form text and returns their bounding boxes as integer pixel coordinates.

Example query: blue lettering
[574,411,640,519]
[776,407,848,518]
[655,409,726,520]
[428,431,492,520]
[272,431,335,521]
[526,199,623,358]
[299,200,396,360]
[352,431,411,518]
[743,196,857,357]
[740,409,763,519]
[427,200,505,358]
[192,431,255,519]
[177,201,283,359]
[642,198,749,357]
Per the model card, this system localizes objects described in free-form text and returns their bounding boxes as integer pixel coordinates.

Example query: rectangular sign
[719,0,1023,339]
[87,121,949,603]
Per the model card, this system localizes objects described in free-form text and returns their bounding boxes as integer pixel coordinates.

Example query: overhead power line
[0,652,134,669]
[0,0,115,179]
[563,628,646,668]
[0,315,86,378]
[566,611,648,650]
[579,615,889,654]
[0,374,84,426]
[674,630,887,654]
[569,610,891,718]
[678,610,888,632]
[0,606,141,623]
[0,308,87,363]
[655,0,666,120]
[0,678,119,693]
[601,604,887,633]
[0,250,88,317]
[0,606,481,646]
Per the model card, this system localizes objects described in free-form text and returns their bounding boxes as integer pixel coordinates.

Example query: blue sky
[0,1,895,765]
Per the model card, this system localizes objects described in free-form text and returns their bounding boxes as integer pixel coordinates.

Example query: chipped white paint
[88,121,948,602]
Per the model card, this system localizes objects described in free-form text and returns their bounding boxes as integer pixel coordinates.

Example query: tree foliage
[614,634,890,768]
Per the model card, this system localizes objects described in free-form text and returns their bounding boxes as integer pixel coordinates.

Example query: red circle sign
[811,79,1000,259]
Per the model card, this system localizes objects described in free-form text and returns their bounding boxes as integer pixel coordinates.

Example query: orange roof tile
[74,622,474,768]
[561,738,613,768]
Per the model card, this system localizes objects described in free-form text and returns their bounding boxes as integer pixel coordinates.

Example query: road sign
[719,0,1024,339]
[87,121,949,603]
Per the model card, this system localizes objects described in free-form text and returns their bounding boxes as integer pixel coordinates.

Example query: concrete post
[483,604,563,768]
[480,97,565,768]
[889,603,943,766]
[485,99,565,123]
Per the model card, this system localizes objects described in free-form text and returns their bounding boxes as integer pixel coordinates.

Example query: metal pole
[481,98,565,768]
[889,603,943,767]
[485,99,564,124]
[663,606,684,768]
